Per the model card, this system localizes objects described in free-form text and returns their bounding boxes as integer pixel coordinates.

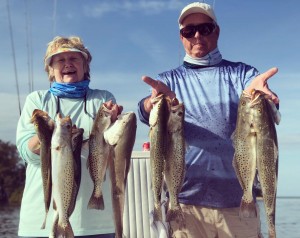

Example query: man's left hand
[245,67,279,104]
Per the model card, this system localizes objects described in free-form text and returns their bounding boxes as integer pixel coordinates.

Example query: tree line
[0,139,25,206]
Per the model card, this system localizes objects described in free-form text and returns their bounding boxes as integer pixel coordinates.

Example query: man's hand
[245,67,279,104]
[142,76,176,113]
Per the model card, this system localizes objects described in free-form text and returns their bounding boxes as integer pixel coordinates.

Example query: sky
[0,0,299,197]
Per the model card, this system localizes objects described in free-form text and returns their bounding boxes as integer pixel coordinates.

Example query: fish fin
[153,203,163,221]
[266,97,281,125]
[55,221,74,238]
[87,193,105,210]
[230,130,236,146]
[240,200,257,218]
[40,210,48,229]
[53,199,57,211]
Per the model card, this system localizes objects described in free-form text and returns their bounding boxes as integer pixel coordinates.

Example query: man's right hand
[142,76,176,113]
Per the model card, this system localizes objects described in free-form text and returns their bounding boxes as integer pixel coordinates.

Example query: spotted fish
[149,93,169,221]
[165,98,185,226]
[87,103,112,210]
[51,113,75,237]
[69,125,84,215]
[232,89,279,238]
[252,90,279,238]
[30,109,54,229]
[104,112,137,238]
[232,91,258,218]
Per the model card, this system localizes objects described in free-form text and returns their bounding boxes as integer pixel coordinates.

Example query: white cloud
[84,0,184,17]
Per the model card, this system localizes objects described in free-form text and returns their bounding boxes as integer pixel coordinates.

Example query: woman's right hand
[28,134,41,155]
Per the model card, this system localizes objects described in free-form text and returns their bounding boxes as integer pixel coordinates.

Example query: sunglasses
[180,23,217,38]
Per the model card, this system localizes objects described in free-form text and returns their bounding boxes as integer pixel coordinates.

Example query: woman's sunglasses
[180,22,217,38]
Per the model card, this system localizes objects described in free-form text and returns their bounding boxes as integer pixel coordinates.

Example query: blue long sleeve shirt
[138,59,259,208]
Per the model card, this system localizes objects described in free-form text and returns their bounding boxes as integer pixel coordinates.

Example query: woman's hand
[28,134,41,155]
[104,100,123,123]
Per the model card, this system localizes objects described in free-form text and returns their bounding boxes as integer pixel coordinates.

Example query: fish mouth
[250,91,262,107]
[243,89,264,107]
[150,93,164,104]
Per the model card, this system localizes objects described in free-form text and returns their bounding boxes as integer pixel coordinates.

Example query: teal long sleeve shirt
[16,88,116,237]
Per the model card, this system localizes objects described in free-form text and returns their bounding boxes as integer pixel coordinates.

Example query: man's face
[180,13,219,58]
[49,52,85,83]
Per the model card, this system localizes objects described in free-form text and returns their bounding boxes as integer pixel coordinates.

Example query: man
[137,2,278,238]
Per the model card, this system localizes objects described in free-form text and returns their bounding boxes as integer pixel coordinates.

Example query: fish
[164,98,186,226]
[30,109,55,229]
[251,90,279,238]
[104,111,137,238]
[232,89,279,238]
[87,103,113,210]
[149,93,169,221]
[232,90,258,218]
[68,125,84,215]
[51,113,75,238]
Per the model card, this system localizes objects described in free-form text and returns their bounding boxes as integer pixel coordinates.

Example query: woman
[17,36,119,238]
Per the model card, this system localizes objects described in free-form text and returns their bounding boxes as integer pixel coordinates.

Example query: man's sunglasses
[180,23,217,38]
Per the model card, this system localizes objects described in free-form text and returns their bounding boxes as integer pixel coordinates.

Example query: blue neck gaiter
[49,79,90,98]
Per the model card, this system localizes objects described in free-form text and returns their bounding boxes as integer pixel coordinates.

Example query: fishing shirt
[16,88,116,236]
[138,59,259,208]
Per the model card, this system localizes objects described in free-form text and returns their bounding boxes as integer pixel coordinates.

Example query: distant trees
[0,140,25,206]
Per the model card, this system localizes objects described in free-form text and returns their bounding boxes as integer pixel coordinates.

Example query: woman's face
[50,52,85,83]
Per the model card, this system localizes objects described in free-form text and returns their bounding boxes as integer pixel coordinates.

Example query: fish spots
[232,90,278,236]
[149,95,186,226]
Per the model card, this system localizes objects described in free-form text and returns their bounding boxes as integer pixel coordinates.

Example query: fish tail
[87,193,105,210]
[55,221,74,238]
[268,228,276,238]
[267,218,276,238]
[240,199,257,218]
[166,205,185,225]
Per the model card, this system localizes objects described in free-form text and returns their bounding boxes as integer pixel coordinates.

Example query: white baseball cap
[178,2,217,29]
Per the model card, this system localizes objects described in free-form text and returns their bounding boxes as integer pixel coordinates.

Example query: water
[1,198,299,238]
[258,197,300,238]
[0,205,19,238]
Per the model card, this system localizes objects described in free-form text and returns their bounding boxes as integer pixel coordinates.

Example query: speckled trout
[69,125,84,215]
[232,89,279,238]
[51,113,75,237]
[87,103,112,210]
[165,98,185,226]
[149,94,169,221]
[30,109,54,229]
[104,112,137,238]
[252,89,279,238]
